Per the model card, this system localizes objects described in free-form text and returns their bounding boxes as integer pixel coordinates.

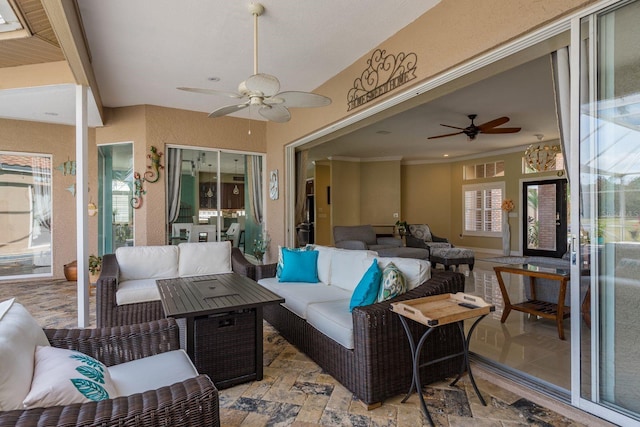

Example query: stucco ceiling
[0,0,562,162]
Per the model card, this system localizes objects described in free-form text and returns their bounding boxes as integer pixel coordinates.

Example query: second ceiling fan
[428,114,521,141]
[177,3,331,123]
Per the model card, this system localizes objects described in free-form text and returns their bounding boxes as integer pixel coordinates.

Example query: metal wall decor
[130,146,163,209]
[347,49,417,111]
[56,158,76,176]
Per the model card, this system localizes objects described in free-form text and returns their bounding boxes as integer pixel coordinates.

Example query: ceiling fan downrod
[248,3,265,76]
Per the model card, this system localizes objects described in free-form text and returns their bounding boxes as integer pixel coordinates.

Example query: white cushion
[116,279,160,305]
[258,277,350,319]
[116,245,179,281]
[108,350,198,396]
[23,346,118,409]
[0,299,51,411]
[309,245,334,284]
[377,257,431,290]
[178,241,232,277]
[306,299,354,349]
[329,248,376,292]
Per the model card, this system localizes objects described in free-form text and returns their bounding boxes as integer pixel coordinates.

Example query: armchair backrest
[408,224,433,242]
[333,225,378,246]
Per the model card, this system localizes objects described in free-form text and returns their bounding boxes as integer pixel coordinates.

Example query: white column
[76,85,89,327]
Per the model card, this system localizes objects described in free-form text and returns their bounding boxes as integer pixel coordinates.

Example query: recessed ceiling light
[207,77,220,82]
[375,130,391,135]
[443,154,449,157]
[44,112,59,116]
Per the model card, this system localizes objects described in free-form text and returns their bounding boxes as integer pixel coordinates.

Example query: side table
[391,292,494,426]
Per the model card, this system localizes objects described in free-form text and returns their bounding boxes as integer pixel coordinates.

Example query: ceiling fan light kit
[428,114,521,141]
[177,2,331,123]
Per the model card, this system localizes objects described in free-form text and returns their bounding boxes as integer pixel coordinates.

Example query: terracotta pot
[64,260,78,281]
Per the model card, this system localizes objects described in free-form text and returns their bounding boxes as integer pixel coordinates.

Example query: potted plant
[89,254,102,283]
[395,220,408,237]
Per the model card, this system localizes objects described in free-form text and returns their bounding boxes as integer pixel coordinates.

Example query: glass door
[578,0,640,421]
[523,179,568,258]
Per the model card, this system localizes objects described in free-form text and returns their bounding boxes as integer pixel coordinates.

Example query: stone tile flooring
[1,278,595,426]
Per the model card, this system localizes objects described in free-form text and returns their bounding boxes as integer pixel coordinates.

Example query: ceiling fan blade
[427,131,464,139]
[439,124,467,130]
[271,91,332,108]
[177,87,244,99]
[207,103,250,118]
[482,127,521,134]
[478,116,510,130]
[244,73,280,97]
[259,104,291,123]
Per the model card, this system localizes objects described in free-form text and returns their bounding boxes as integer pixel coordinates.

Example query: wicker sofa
[97,242,256,327]
[0,299,219,427]
[255,245,465,407]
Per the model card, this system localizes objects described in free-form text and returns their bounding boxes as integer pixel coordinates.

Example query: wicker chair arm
[255,262,277,280]
[44,319,180,367]
[0,375,220,427]
[231,247,256,280]
[96,254,120,328]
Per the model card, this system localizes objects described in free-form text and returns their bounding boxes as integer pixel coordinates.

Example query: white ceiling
[0,0,563,162]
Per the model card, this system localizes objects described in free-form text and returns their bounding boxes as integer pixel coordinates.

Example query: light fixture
[233,159,240,195]
[524,134,560,172]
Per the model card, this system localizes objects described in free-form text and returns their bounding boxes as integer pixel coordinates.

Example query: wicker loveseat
[254,245,465,407]
[97,243,256,327]
[0,299,219,427]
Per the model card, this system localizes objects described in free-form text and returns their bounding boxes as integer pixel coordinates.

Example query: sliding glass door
[577,0,640,421]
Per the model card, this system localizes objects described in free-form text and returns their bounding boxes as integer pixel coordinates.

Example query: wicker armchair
[0,319,220,427]
[97,247,256,327]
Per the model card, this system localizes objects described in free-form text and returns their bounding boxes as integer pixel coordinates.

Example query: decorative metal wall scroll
[56,158,76,175]
[347,49,417,111]
[130,146,163,209]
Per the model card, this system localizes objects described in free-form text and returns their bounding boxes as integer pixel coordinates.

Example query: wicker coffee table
[157,273,284,388]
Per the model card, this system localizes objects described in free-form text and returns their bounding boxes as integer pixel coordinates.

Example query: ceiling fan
[428,114,521,141]
[177,3,331,123]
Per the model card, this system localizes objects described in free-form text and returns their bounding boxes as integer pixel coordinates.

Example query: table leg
[494,270,512,323]
[398,316,417,403]
[255,307,264,380]
[449,317,487,406]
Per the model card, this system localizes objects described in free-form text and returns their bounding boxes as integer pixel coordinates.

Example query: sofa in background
[255,245,465,407]
[97,242,256,327]
[333,225,428,259]
[0,298,219,426]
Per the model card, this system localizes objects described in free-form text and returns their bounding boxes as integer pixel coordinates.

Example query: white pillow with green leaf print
[23,346,118,409]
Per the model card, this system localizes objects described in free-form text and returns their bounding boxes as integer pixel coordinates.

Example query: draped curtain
[551,47,571,178]
[246,155,263,225]
[30,155,52,235]
[294,150,308,227]
[166,148,183,228]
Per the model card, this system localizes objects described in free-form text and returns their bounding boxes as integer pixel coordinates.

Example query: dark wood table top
[157,273,284,318]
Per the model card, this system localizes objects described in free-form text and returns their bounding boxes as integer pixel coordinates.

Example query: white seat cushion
[258,277,350,319]
[377,257,431,290]
[0,299,51,411]
[116,279,160,305]
[329,248,377,292]
[108,349,198,396]
[178,241,232,277]
[116,245,179,281]
[306,299,354,349]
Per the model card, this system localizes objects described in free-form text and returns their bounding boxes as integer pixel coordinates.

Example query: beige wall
[330,160,360,235]
[0,118,97,278]
[261,0,592,259]
[360,160,401,226]
[314,162,331,245]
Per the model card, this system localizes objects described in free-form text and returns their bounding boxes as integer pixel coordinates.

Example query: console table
[157,273,283,388]
[391,293,493,426]
[493,264,570,340]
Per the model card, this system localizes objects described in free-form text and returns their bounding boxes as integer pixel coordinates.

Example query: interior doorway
[522,178,568,258]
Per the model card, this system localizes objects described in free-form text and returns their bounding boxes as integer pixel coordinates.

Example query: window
[464,161,504,180]
[462,182,504,236]
[0,151,52,279]
[0,0,24,33]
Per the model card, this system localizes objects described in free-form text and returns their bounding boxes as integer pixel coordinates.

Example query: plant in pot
[89,254,102,283]
[395,220,408,237]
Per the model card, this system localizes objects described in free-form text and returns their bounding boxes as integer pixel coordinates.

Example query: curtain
[294,150,308,227]
[246,155,263,225]
[551,47,571,178]
[30,155,52,236]
[166,148,183,226]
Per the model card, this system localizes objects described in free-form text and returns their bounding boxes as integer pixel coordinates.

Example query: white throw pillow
[329,248,375,292]
[0,299,51,411]
[178,241,232,277]
[23,346,119,409]
[377,257,431,290]
[116,245,179,281]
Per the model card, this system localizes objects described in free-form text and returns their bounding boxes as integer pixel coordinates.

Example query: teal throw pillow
[279,248,319,283]
[377,262,407,302]
[349,259,382,312]
[276,245,312,277]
